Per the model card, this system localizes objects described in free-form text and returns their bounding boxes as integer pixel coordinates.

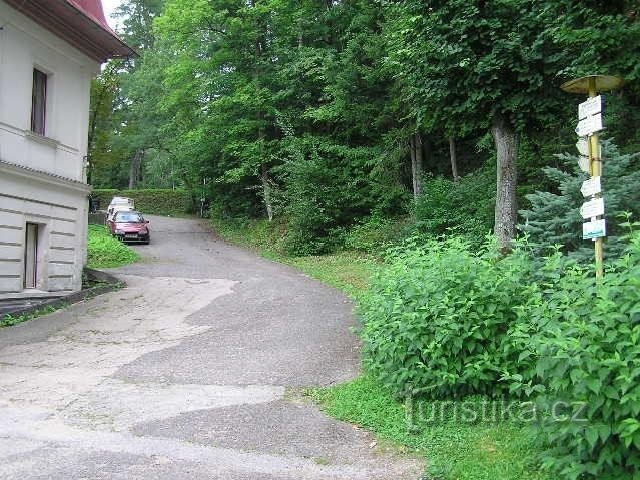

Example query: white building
[0,0,133,298]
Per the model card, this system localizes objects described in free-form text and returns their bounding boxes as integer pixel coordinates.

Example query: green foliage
[279,137,404,255]
[520,141,640,262]
[309,375,549,480]
[99,0,640,252]
[344,214,407,254]
[210,210,378,299]
[511,232,640,479]
[384,1,640,136]
[87,225,139,269]
[1,306,58,329]
[411,166,495,243]
[209,213,288,257]
[361,236,535,399]
[283,253,379,300]
[92,189,191,216]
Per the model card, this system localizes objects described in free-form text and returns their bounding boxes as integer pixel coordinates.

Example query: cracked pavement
[0,216,423,479]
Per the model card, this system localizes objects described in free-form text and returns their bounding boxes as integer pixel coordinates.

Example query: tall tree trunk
[86,87,107,185]
[409,135,417,198]
[414,133,423,197]
[129,149,143,189]
[449,136,459,182]
[491,116,518,253]
[261,163,273,222]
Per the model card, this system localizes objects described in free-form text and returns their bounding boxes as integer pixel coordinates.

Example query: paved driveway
[0,216,423,479]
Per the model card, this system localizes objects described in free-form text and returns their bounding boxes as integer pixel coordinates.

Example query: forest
[91,1,640,478]
[91,0,640,256]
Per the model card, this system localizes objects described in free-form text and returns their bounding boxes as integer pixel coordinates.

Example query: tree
[520,140,640,263]
[87,64,120,186]
[386,0,637,250]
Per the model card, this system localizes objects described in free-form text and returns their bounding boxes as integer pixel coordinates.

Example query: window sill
[24,130,59,148]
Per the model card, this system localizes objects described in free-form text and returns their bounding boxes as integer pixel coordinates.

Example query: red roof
[66,0,113,33]
[5,0,136,62]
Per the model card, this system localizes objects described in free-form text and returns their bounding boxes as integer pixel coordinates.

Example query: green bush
[360,236,535,399]
[87,225,139,268]
[209,212,288,256]
[92,189,191,216]
[411,165,495,243]
[514,231,640,479]
[343,214,407,254]
[279,136,407,255]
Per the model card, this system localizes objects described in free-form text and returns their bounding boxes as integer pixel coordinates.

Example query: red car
[107,210,151,244]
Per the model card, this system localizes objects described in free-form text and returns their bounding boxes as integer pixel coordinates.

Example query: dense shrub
[92,189,191,216]
[87,225,139,268]
[279,137,408,255]
[360,236,535,399]
[343,214,407,253]
[362,226,640,478]
[411,165,495,243]
[513,231,640,479]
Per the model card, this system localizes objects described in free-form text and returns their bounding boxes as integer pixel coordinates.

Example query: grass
[210,215,379,299]
[307,376,549,480]
[281,253,379,299]
[1,305,61,328]
[210,214,548,480]
[87,224,139,269]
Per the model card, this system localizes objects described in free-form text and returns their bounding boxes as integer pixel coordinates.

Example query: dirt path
[0,216,423,479]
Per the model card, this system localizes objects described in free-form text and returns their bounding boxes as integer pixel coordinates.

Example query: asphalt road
[0,215,423,479]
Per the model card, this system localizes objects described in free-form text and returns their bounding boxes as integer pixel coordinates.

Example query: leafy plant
[411,166,496,244]
[1,305,59,328]
[87,225,140,269]
[344,214,407,254]
[515,232,640,479]
[360,236,535,399]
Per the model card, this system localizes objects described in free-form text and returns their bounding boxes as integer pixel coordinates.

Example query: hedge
[92,189,192,216]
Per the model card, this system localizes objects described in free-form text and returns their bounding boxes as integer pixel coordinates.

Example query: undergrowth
[87,224,139,268]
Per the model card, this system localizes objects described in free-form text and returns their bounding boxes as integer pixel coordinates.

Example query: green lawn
[211,216,548,480]
[308,376,549,480]
[87,224,139,268]
[280,253,379,299]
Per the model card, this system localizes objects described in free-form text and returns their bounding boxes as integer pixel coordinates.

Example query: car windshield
[115,212,144,223]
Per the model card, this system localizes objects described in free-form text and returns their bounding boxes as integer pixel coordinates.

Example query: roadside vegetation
[87,224,139,269]
[89,1,640,478]
[0,305,60,329]
[310,377,549,480]
[216,214,640,480]
[213,217,549,480]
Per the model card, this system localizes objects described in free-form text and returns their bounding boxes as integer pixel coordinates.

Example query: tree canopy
[89,0,640,255]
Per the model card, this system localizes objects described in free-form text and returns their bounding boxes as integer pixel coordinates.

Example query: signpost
[561,75,625,278]
[578,95,603,120]
[580,176,601,198]
[583,219,606,240]
[579,197,605,219]
[575,113,603,137]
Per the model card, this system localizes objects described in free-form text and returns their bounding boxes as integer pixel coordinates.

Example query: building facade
[0,0,133,298]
